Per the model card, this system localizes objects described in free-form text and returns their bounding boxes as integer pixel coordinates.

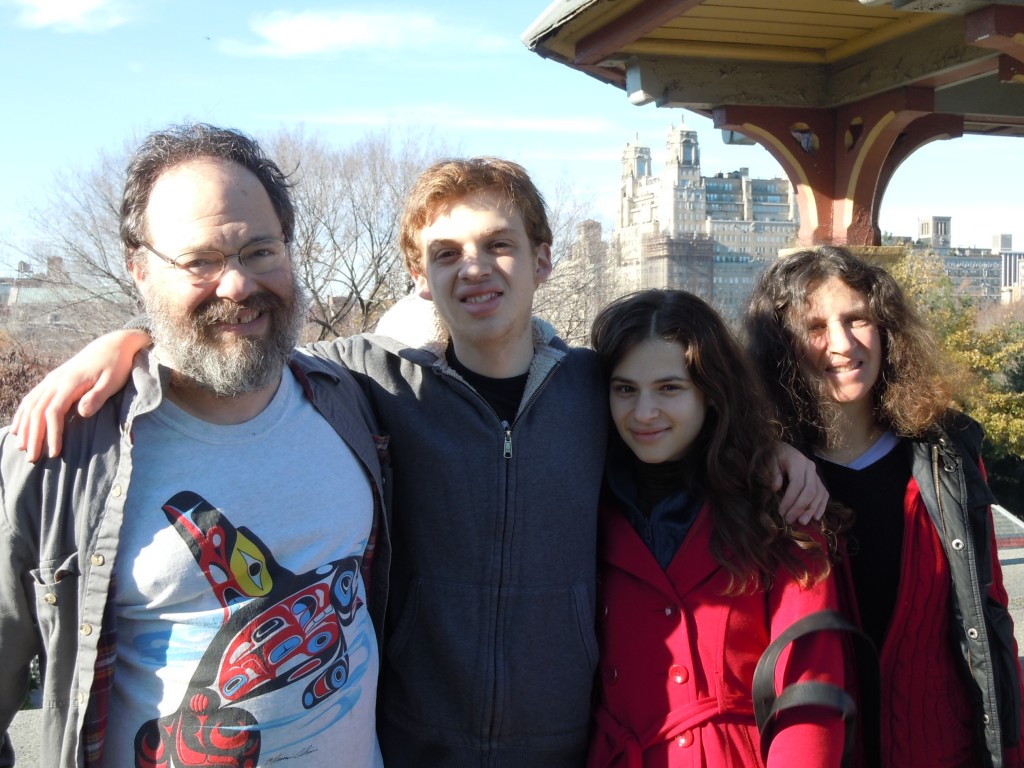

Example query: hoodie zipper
[440,356,563,461]
[439,353,564,749]
[501,422,512,458]
[499,360,561,459]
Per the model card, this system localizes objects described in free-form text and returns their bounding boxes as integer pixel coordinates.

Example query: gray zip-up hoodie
[308,320,607,767]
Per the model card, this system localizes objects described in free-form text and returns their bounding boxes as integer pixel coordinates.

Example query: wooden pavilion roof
[524,0,1024,137]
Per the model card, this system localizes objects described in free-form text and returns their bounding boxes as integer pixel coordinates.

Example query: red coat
[835,475,1024,768]
[588,501,846,768]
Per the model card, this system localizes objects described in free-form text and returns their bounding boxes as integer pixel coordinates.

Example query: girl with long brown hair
[747,246,1024,768]
[588,288,846,768]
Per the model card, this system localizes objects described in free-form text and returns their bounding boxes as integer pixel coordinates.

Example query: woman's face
[609,338,707,464]
[800,276,882,407]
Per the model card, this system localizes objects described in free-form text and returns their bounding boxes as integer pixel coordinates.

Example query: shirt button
[91,553,105,566]
[676,730,692,748]
[664,606,674,617]
[951,539,965,551]
[80,623,93,636]
[968,627,979,639]
[111,485,122,498]
[44,593,57,605]
[669,665,689,684]
[603,667,618,685]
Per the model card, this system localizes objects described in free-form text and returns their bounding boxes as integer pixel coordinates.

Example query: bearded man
[0,124,390,768]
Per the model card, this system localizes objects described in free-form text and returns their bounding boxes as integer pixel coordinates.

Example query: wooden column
[713,89,964,247]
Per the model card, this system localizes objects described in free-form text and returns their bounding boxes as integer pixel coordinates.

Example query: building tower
[918,216,952,252]
[618,141,653,230]
[664,123,701,183]
[621,139,652,180]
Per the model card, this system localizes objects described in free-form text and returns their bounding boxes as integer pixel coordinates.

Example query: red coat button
[676,730,692,747]
[669,664,688,684]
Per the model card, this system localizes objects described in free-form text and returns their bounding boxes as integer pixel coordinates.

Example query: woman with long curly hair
[746,245,1024,768]
[587,288,847,768]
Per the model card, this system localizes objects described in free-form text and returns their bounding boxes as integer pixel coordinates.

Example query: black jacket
[912,411,1022,768]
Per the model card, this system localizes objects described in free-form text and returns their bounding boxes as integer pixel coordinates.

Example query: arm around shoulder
[10,328,150,461]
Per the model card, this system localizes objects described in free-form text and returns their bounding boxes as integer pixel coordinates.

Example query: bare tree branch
[533,177,619,346]
[266,126,451,339]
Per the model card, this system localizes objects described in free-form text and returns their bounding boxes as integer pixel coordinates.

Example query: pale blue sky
[2,0,1021,261]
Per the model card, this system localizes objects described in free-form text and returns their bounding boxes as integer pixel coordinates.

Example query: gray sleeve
[304,336,367,375]
[0,434,42,754]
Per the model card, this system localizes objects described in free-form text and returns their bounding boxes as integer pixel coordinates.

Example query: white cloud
[12,0,125,32]
[220,10,513,58]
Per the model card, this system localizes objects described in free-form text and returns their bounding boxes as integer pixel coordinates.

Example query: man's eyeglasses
[141,238,290,284]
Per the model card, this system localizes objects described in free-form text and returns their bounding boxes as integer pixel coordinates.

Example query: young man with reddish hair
[314,157,607,765]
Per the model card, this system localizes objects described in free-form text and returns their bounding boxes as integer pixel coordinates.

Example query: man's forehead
[154,155,236,182]
[148,159,232,210]
[421,190,523,235]
[145,158,279,244]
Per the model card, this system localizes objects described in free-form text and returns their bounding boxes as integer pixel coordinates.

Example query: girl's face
[800,276,882,407]
[609,338,707,464]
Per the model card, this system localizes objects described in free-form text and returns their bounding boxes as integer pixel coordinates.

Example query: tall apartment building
[609,125,798,322]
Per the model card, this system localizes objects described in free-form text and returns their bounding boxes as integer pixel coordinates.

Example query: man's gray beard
[143,275,305,398]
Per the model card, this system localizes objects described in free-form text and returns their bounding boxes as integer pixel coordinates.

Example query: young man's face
[131,157,302,395]
[412,190,552,374]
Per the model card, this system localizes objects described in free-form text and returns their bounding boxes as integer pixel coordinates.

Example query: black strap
[753,609,879,767]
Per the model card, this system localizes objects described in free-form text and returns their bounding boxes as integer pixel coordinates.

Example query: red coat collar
[600,501,721,599]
